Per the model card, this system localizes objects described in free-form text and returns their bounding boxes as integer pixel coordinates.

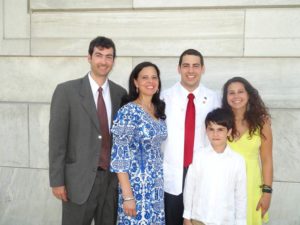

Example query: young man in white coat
[161,49,220,225]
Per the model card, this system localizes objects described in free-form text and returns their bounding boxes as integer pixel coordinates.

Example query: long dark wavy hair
[122,61,166,120]
[222,77,270,138]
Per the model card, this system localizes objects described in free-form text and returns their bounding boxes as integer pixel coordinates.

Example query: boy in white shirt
[183,108,247,225]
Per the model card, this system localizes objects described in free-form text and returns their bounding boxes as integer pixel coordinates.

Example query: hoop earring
[136,87,139,93]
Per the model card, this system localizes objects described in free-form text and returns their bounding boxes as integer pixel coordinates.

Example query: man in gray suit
[49,36,127,225]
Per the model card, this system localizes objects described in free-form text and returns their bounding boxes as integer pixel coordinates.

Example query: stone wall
[1,0,300,224]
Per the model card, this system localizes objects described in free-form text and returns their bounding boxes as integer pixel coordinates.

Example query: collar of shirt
[177,82,202,101]
[207,143,231,157]
[88,72,109,99]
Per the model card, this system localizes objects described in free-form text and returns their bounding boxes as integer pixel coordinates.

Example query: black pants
[165,168,188,225]
[62,170,118,225]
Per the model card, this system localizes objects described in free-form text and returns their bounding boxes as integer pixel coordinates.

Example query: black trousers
[62,169,118,225]
[165,168,188,225]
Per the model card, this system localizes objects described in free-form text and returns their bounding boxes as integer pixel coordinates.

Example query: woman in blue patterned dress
[110,61,167,225]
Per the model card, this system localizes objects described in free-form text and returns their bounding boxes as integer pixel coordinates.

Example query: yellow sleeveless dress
[228,130,269,225]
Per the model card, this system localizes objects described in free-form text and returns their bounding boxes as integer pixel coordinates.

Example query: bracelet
[260,184,273,194]
[262,188,272,193]
[123,196,135,202]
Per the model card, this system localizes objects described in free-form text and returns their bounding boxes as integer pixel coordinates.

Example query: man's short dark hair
[88,36,116,58]
[178,49,204,66]
[205,108,234,130]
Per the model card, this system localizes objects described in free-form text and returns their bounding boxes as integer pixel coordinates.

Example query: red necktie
[184,93,195,168]
[97,87,111,170]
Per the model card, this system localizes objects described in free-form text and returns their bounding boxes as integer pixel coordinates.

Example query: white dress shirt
[88,72,112,129]
[161,82,220,195]
[183,145,247,225]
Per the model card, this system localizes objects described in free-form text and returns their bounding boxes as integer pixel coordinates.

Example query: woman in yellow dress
[222,77,273,225]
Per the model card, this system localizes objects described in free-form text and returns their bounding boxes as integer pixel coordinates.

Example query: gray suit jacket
[49,74,126,204]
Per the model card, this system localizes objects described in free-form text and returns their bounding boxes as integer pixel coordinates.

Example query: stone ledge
[4,0,30,39]
[31,38,244,57]
[30,0,133,11]
[31,10,244,39]
[133,0,300,9]
[0,57,131,102]
[0,0,30,55]
[245,39,300,57]
[245,8,300,38]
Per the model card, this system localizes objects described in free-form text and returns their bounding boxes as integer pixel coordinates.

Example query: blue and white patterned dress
[110,102,167,225]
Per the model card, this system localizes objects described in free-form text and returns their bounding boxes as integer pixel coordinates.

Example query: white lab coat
[161,82,220,195]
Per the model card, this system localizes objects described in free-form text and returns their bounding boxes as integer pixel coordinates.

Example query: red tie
[97,87,111,170]
[184,93,195,168]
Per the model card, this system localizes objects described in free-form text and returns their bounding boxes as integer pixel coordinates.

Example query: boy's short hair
[205,108,234,130]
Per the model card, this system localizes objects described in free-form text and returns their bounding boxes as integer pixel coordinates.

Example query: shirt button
[98,135,102,139]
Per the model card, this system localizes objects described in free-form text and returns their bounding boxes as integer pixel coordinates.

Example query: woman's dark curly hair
[122,61,166,120]
[222,77,270,138]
